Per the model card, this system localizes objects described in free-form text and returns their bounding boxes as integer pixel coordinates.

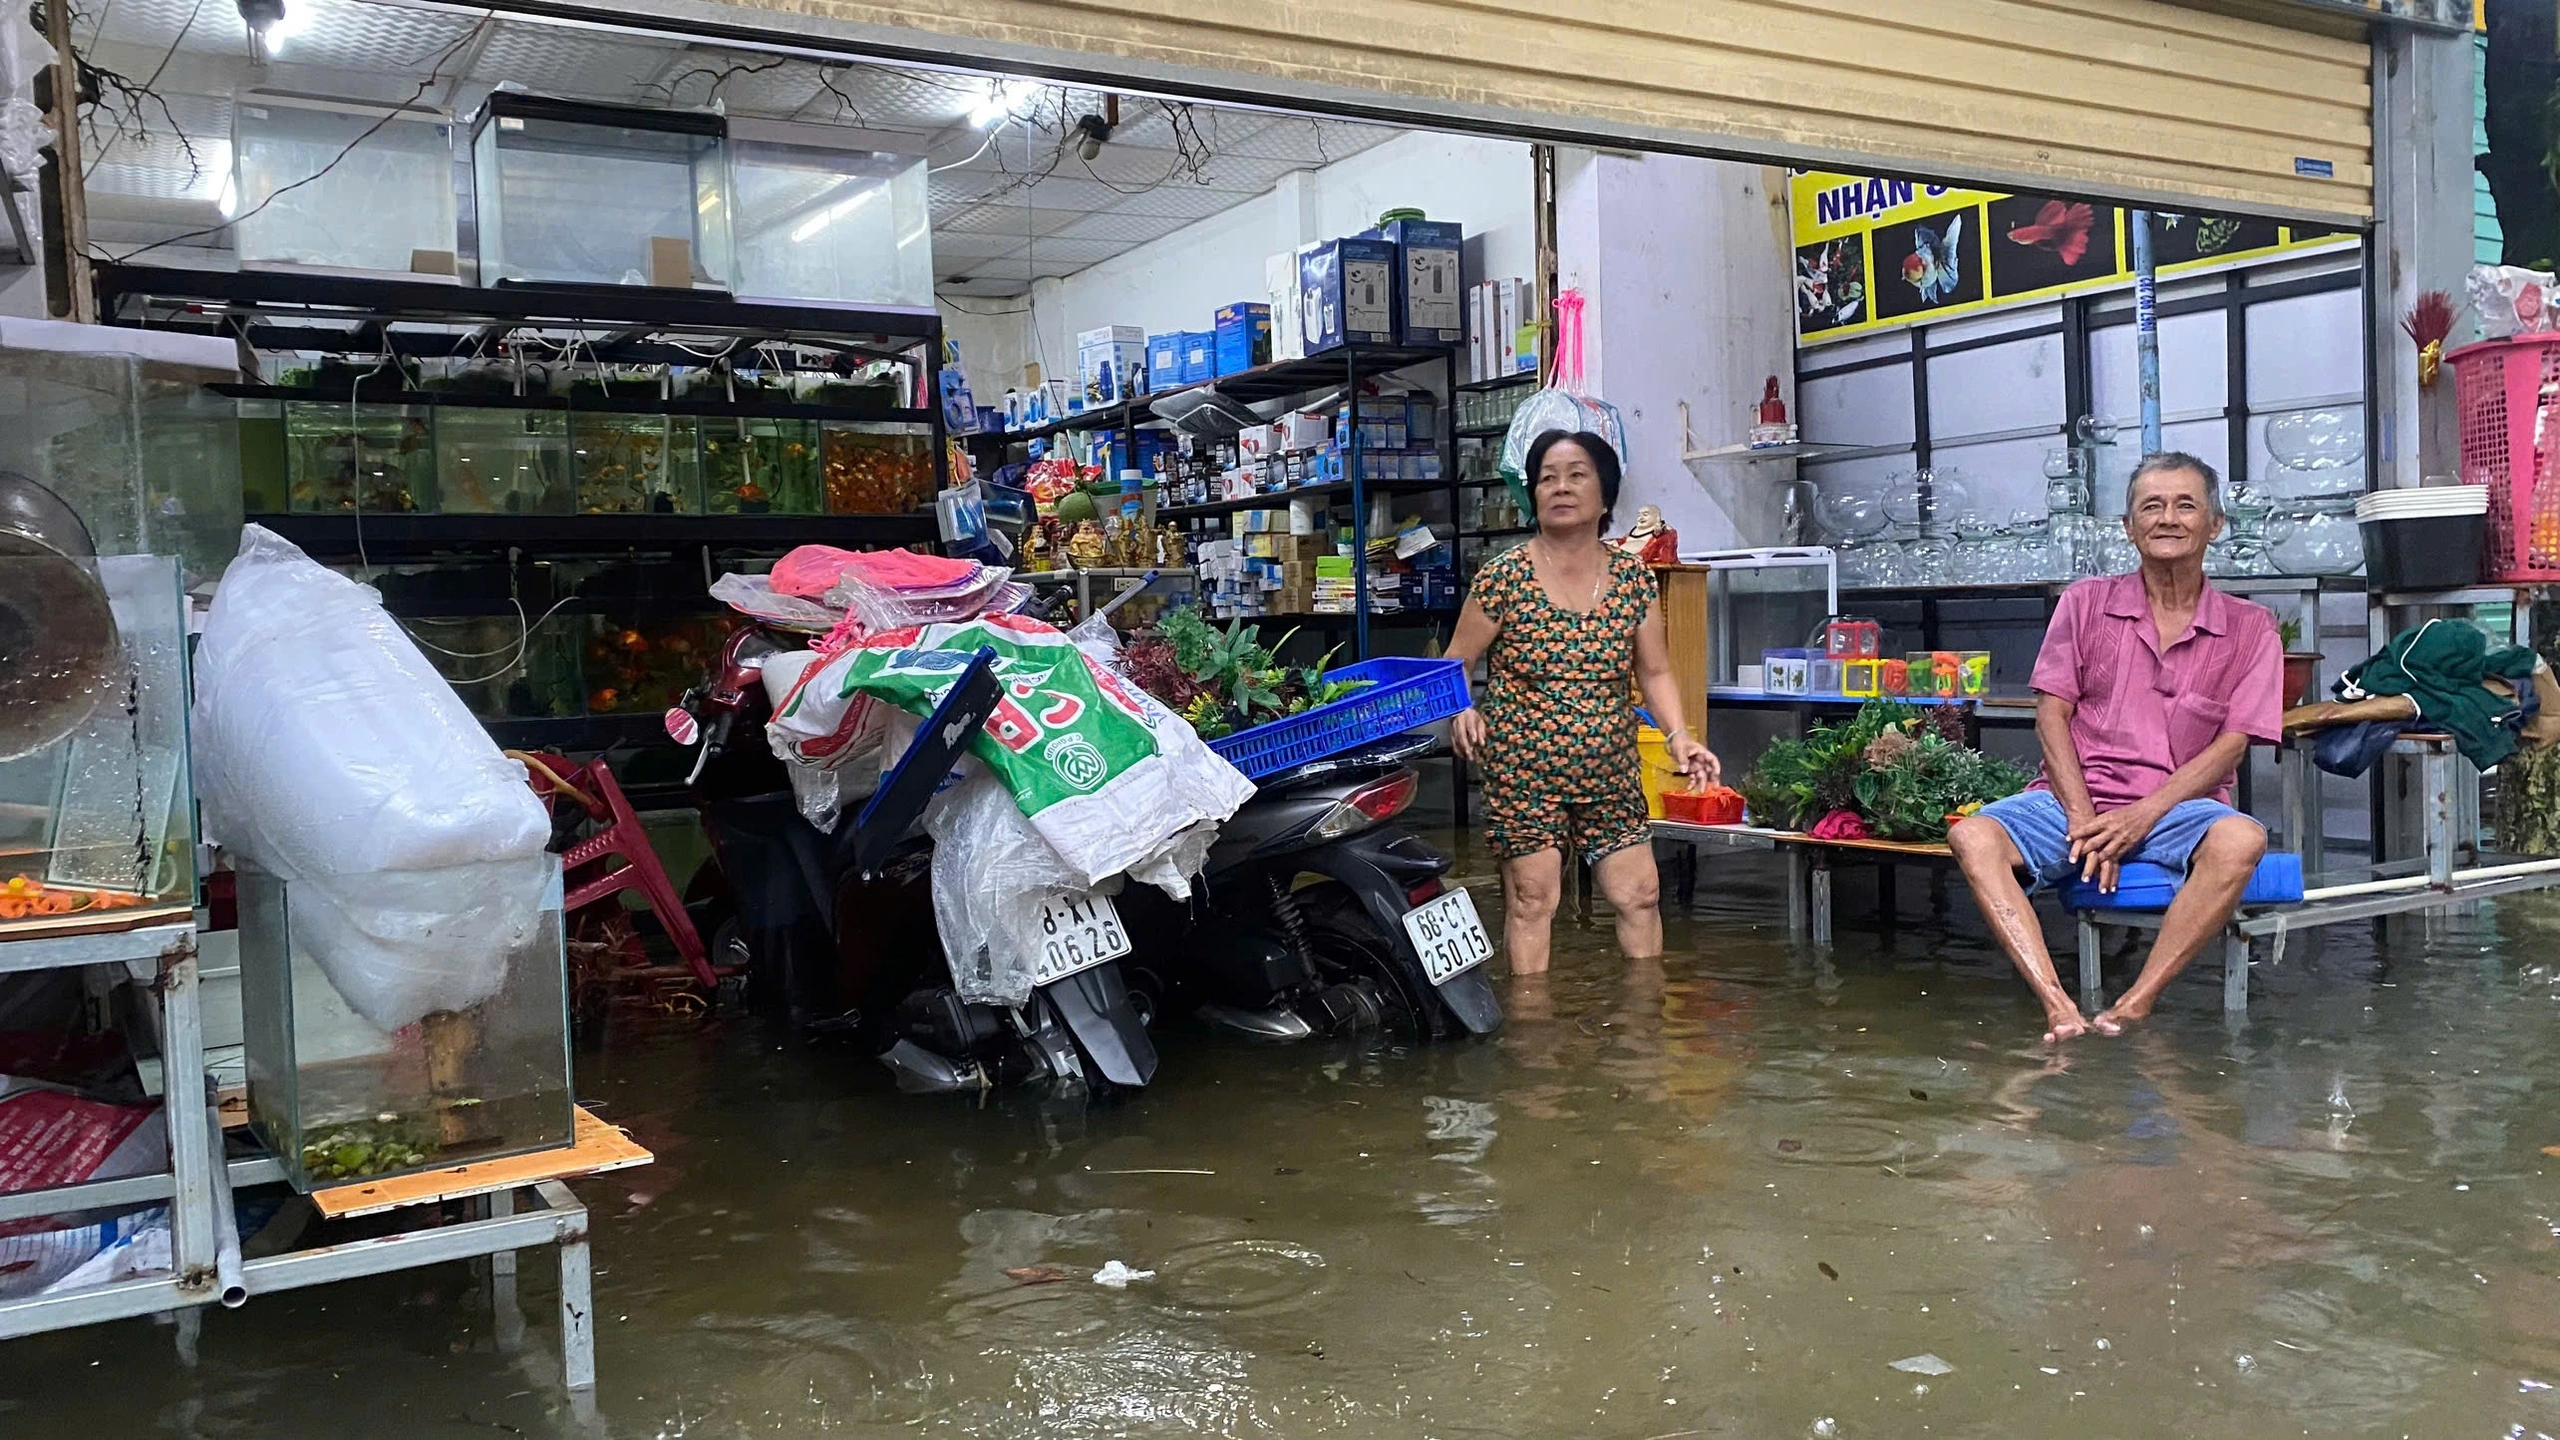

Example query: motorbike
[675,620,1157,1098]
[1112,732,1503,1044]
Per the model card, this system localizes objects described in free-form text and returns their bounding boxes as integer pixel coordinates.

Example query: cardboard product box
[1078,325,1147,406]
[1468,282,1490,382]
[1366,218,1464,346]
[1495,279,1527,377]
[1147,333,1184,391]
[1214,302,1272,375]
[1277,410,1329,451]
[1178,331,1217,386]
[1301,237,1399,354]
[1266,253,1306,363]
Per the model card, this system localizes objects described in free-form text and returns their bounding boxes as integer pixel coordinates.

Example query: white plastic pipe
[2300,855,2560,903]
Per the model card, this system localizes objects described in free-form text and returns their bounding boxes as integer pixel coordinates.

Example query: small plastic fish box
[2062,854,2305,912]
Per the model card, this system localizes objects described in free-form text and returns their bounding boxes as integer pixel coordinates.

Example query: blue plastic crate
[1209,657,1471,780]
[2062,852,2305,912]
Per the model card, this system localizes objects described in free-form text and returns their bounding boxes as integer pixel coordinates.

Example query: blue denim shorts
[1974,789,2261,893]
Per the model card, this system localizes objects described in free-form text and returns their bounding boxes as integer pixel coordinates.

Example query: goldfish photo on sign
[1987,193,2119,297]
[1869,205,1983,320]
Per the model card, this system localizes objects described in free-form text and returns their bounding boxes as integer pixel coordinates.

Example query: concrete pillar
[1555,150,1797,551]
[2369,25,2476,490]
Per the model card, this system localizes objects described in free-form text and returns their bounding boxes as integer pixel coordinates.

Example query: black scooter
[1113,732,1503,1044]
[677,626,1156,1097]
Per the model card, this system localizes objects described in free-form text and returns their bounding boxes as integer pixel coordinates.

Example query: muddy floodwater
[8,834,2560,1439]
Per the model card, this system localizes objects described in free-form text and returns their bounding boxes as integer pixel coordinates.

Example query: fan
[0,473,123,761]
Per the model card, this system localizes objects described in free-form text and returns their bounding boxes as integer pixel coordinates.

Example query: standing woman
[1446,431,1718,974]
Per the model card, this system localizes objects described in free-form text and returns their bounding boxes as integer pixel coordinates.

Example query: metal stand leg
[157,939,216,1301]
[171,1305,202,1369]
[2281,740,2319,873]
[1785,847,1808,939]
[488,1190,524,1356]
[2076,915,2102,1005]
[2423,745,2456,889]
[1877,863,1899,935]
[2222,929,2249,1013]
[546,1182,596,1393]
[1810,860,1834,952]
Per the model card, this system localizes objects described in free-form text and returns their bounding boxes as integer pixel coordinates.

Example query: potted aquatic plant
[2280,617,2322,706]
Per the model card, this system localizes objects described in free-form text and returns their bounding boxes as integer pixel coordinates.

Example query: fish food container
[2357,485,2487,591]
[470,93,733,291]
[238,866,575,1194]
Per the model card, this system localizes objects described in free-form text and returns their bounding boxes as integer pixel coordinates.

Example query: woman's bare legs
[1500,847,1564,974]
[1593,844,1664,957]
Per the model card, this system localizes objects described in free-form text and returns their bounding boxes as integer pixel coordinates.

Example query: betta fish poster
[1788,170,2351,344]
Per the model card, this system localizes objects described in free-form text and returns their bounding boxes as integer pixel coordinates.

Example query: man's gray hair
[2127,451,2222,517]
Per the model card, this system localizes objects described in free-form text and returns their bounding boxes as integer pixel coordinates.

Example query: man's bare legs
[1500,847,1564,975]
[1948,814,2097,1043]
[2098,816,2265,1028]
[1592,844,1664,958]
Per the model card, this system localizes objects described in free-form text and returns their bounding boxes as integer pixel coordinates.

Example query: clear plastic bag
[191,526,551,1028]
[707,572,841,632]
[1493,288,1627,519]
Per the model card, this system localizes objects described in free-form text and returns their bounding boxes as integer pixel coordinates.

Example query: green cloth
[2341,620,2540,768]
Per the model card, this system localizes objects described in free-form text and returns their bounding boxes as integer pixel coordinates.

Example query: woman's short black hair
[1524,429,1623,530]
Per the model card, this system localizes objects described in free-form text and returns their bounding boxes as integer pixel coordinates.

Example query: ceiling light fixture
[1073,96,1119,162]
[967,78,1041,130]
[235,0,311,58]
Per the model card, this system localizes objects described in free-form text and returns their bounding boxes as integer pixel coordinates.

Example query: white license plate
[1402,886,1493,985]
[1030,892,1132,985]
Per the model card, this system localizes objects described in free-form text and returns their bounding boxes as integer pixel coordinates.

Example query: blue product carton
[1300,237,1399,353]
[1363,218,1465,346]
[1214,302,1272,375]
[1178,331,1217,386]
[1147,333,1183,391]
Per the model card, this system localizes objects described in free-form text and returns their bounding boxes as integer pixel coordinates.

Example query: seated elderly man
[1949,453,2282,1043]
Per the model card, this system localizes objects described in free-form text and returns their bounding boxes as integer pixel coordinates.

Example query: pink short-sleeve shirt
[2027,572,2283,811]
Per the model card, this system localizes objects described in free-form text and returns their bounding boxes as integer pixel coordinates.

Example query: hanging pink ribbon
[1552,288,1587,394]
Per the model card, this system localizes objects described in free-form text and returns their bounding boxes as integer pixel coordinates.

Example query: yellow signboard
[1790,171,2357,345]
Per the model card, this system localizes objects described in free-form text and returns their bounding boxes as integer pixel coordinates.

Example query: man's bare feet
[2090,1000,2147,1034]
[2042,1007,2094,1044]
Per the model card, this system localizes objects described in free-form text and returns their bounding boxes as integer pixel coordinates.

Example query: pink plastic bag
[770,545,982,599]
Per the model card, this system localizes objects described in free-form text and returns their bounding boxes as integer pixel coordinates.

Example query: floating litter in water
[2094,1338,2111,1350]
[1891,1354,1954,1376]
[2522,1379,2553,1394]
[2235,1354,2256,1372]
[1809,1419,1838,1438]
[2039,1366,2061,1376]
[1091,1260,1155,1288]
[2136,1224,2154,1239]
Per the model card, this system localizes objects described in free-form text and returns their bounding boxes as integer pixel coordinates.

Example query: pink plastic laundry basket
[2449,333,2560,582]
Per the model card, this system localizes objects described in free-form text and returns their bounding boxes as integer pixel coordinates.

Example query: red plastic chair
[512,751,723,994]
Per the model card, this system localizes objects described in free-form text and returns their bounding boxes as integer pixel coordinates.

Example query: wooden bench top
[1648,820,1956,860]
[310,1106,652,1220]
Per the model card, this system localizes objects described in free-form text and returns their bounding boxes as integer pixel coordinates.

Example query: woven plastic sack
[1495,288,1627,521]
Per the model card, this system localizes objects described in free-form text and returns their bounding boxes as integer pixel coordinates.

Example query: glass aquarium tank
[408,614,586,720]
[0,543,196,934]
[470,93,733,290]
[238,865,574,1192]
[582,613,726,715]
[0,320,242,584]
[572,412,699,513]
[435,406,574,514]
[821,422,936,515]
[234,95,458,274]
[700,416,821,513]
[727,119,933,308]
[285,400,437,513]
[239,395,287,514]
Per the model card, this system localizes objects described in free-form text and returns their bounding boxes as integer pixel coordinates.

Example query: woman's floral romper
[1471,544,1657,861]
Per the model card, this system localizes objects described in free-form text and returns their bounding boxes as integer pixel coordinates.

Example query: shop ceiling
[73,0,1401,295]
[530,0,2377,224]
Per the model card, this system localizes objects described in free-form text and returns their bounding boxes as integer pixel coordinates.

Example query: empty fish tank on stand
[238,863,575,1191]
[469,94,733,290]
[233,94,459,276]
[726,119,933,308]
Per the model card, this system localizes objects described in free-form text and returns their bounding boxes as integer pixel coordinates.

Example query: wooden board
[1651,565,1711,739]
[310,1106,652,1220]
[1774,833,1960,860]
[0,903,194,946]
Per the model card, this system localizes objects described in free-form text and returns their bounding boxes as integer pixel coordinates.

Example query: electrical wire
[405,591,583,684]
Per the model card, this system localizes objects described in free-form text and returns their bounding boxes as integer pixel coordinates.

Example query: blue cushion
[2064,852,2305,911]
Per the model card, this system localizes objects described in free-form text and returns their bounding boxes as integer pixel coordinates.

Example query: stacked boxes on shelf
[1077,325,1147,408]
[1365,217,1464,346]
[1214,302,1271,375]
[1468,277,1539,383]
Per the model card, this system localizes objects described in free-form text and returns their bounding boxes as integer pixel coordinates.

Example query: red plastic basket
[2449,334,2560,581]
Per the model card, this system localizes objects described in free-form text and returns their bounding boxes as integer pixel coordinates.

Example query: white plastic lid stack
[2354,485,2489,520]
